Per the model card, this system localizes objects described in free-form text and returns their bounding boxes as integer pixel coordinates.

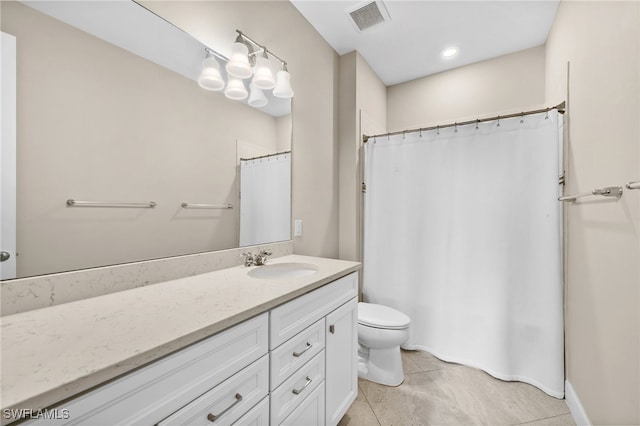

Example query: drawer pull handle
[207,393,242,422]
[293,342,312,357]
[292,376,312,395]
[329,325,335,334]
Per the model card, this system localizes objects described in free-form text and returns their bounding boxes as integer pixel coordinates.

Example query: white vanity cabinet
[269,271,358,426]
[20,271,359,426]
[25,313,269,426]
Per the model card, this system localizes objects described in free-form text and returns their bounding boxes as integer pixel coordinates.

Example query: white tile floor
[339,350,575,426]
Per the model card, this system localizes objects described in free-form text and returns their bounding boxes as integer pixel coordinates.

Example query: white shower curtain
[239,152,291,247]
[363,111,564,398]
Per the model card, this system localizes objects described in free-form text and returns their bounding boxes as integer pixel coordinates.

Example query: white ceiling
[290,0,560,86]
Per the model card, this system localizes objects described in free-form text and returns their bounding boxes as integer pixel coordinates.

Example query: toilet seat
[358,302,410,330]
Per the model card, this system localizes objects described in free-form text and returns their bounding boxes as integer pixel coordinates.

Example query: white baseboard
[565,380,591,426]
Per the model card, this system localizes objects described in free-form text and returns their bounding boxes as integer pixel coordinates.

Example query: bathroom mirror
[0,0,292,279]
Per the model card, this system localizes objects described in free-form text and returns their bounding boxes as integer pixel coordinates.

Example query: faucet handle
[255,249,272,266]
[241,252,255,266]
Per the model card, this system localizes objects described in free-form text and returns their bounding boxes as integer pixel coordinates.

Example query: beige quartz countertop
[1,255,360,414]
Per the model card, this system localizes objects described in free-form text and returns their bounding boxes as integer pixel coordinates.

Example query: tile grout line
[511,412,574,426]
[358,382,384,426]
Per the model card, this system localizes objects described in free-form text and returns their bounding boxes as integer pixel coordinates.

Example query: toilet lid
[358,302,410,330]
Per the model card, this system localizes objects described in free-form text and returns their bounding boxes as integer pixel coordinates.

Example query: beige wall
[276,114,292,153]
[545,1,640,424]
[387,46,546,132]
[338,51,386,262]
[142,1,341,259]
[2,2,282,277]
[338,52,358,262]
[356,54,387,134]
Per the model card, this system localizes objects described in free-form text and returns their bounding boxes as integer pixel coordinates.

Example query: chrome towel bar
[181,203,233,209]
[67,199,157,208]
[626,181,640,190]
[558,186,623,202]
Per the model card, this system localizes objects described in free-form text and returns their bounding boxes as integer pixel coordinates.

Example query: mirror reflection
[0,0,292,280]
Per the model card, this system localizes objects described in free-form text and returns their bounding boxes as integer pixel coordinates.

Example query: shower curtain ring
[437,125,440,135]
[454,122,458,133]
[545,109,549,119]
[403,131,406,139]
[419,128,422,138]
[497,116,501,127]
[475,120,479,130]
[520,113,524,124]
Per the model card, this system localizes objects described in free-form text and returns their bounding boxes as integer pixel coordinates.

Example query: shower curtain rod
[362,101,565,143]
[240,150,291,162]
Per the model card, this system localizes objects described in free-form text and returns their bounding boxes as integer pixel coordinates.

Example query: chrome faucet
[255,250,272,266]
[241,250,272,267]
[241,252,255,267]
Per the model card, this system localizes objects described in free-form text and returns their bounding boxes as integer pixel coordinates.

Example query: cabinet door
[324,298,358,426]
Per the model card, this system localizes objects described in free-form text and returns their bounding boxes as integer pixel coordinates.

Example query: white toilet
[357,302,411,386]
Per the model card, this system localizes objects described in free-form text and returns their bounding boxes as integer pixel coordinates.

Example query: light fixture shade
[273,70,294,98]
[248,84,268,108]
[252,56,275,90]
[224,77,248,100]
[226,42,253,79]
[197,56,225,91]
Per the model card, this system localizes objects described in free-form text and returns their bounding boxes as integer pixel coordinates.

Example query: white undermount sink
[248,262,319,279]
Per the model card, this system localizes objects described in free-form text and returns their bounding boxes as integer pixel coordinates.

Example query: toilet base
[358,345,405,386]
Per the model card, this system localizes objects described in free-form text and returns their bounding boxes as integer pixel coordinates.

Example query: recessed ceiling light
[441,47,458,58]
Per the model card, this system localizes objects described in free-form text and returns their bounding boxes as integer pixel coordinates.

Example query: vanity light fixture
[252,51,276,90]
[197,30,293,107]
[248,83,268,107]
[226,34,253,79]
[224,77,249,100]
[197,49,225,91]
[273,63,294,98]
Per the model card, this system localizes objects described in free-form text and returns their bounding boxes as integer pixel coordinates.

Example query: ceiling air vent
[347,1,391,32]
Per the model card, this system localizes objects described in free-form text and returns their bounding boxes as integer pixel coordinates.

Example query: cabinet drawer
[270,318,325,390]
[270,272,358,349]
[232,397,269,426]
[157,355,269,426]
[27,313,268,426]
[270,351,325,425]
[280,381,325,426]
